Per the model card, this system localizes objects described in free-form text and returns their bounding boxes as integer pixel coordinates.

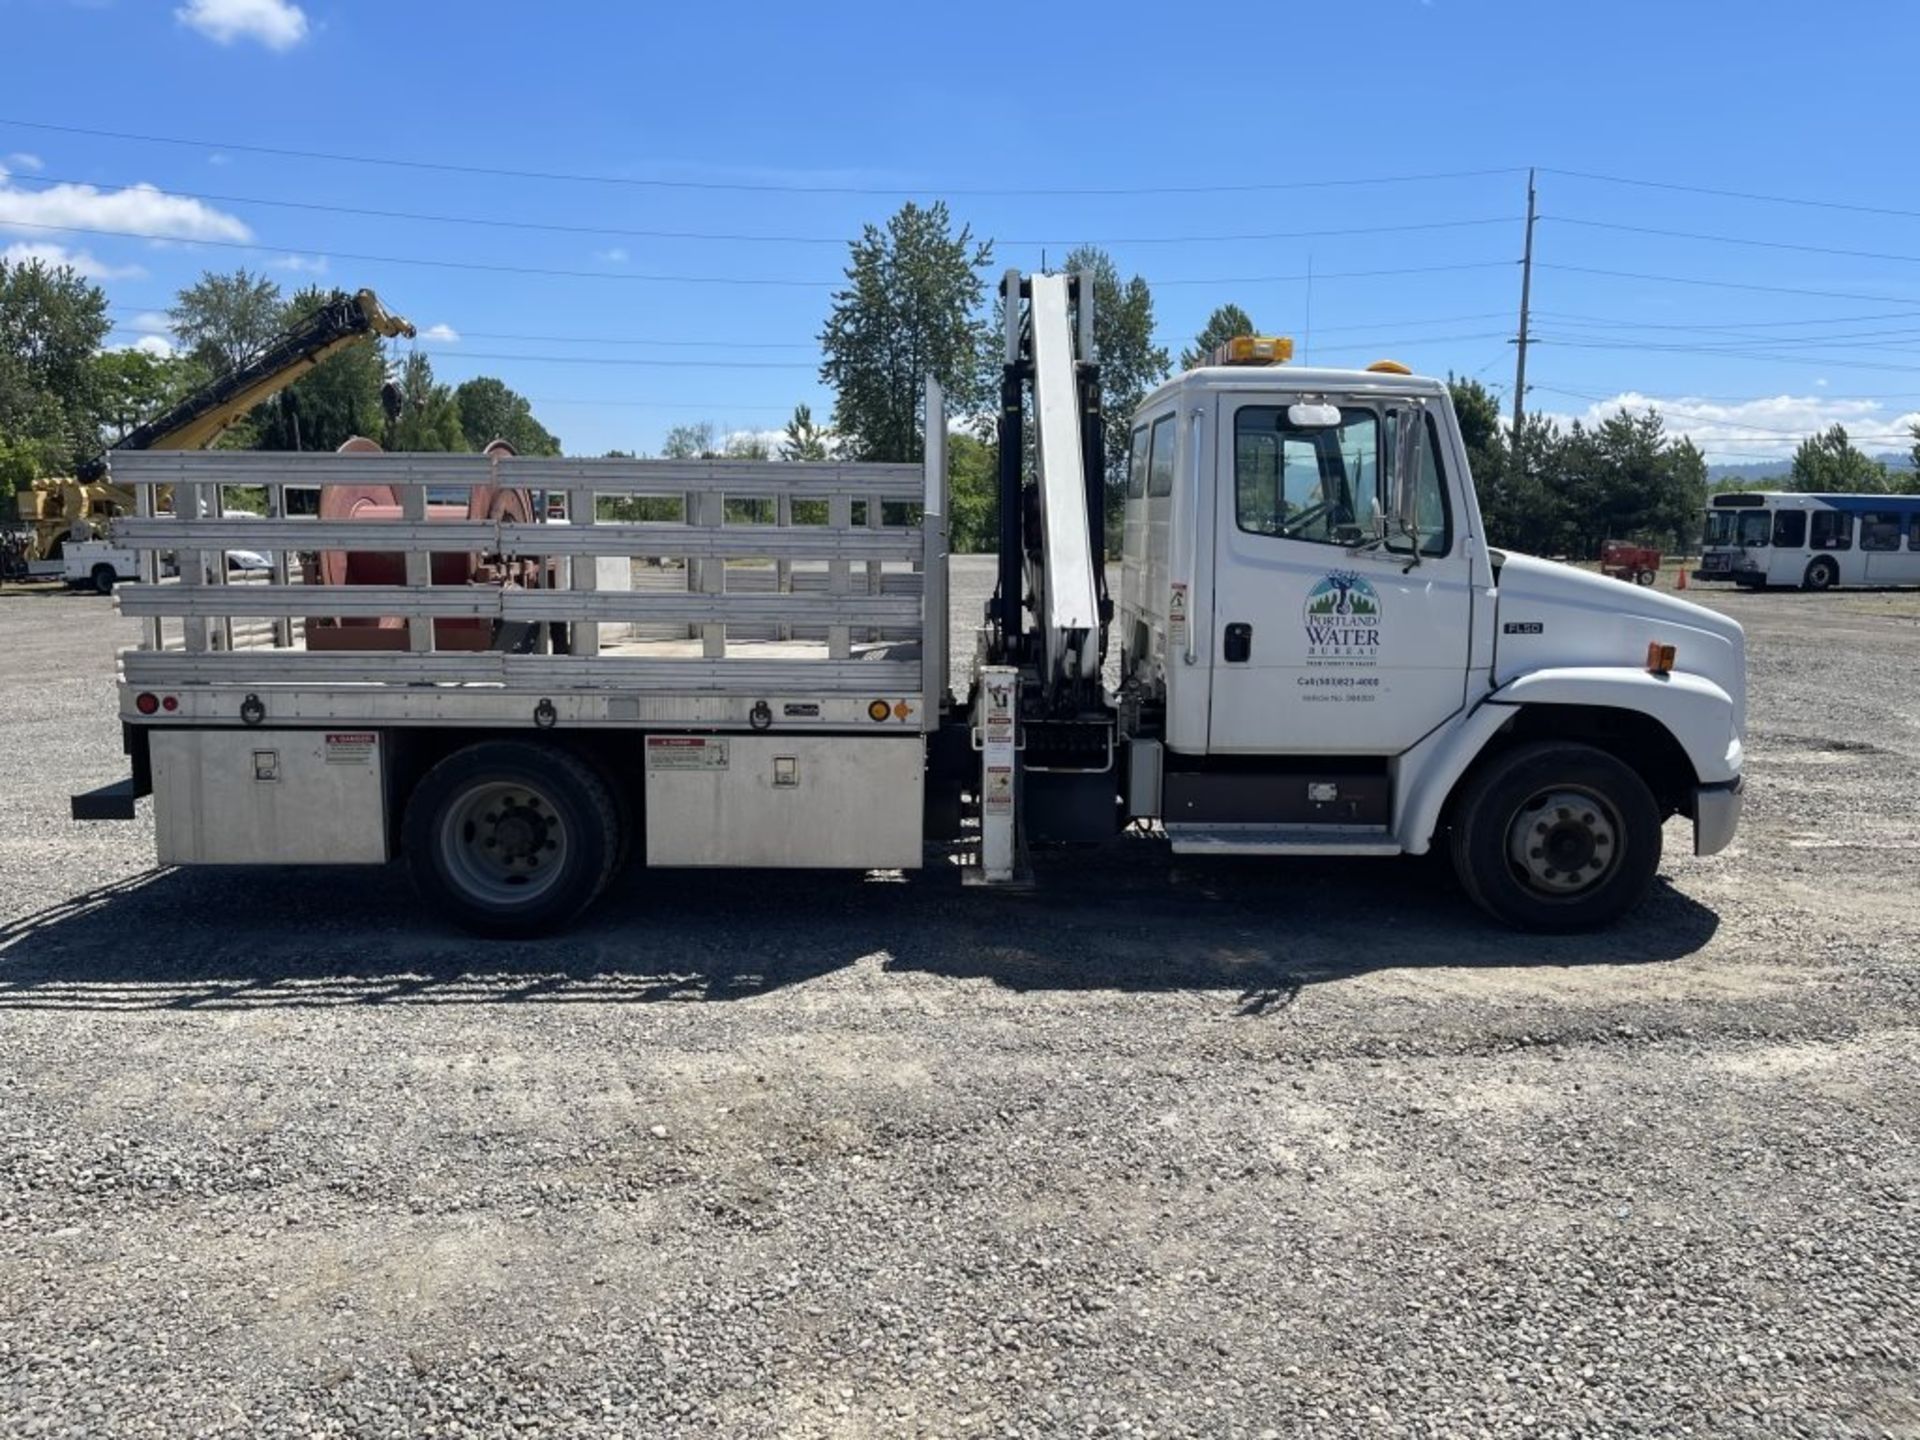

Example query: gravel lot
[1,560,1916,1439]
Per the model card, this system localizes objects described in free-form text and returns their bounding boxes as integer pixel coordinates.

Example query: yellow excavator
[12,288,414,569]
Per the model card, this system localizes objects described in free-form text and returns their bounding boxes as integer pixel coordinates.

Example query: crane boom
[1027,273,1101,687]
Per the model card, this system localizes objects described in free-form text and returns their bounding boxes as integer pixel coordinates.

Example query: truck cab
[1113,347,1745,929]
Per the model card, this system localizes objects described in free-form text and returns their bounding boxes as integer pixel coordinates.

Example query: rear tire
[91,564,116,596]
[1803,557,1839,592]
[1448,741,1662,932]
[404,741,620,937]
[1635,568,1657,586]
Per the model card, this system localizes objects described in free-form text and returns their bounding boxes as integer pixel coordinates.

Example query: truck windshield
[1703,511,1735,547]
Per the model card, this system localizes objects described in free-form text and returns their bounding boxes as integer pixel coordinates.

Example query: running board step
[1165,824,1402,857]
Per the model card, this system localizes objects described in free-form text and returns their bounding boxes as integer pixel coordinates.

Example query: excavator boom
[76,288,414,480]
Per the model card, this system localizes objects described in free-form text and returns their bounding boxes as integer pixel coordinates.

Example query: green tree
[1062,246,1170,547]
[383,351,466,452]
[169,268,283,376]
[1790,424,1891,493]
[820,201,992,462]
[93,347,193,439]
[661,421,719,459]
[1180,303,1255,371]
[947,431,999,553]
[782,402,831,461]
[452,375,561,455]
[0,256,111,478]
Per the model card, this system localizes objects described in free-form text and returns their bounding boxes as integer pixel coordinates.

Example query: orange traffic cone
[1677,567,1688,591]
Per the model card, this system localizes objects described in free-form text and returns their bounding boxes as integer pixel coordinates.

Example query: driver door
[1206,397,1474,754]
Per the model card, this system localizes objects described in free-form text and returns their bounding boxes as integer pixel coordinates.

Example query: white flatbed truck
[73,272,1745,935]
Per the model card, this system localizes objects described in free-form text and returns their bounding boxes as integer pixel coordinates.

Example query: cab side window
[1127,426,1150,500]
[1772,510,1805,548]
[1146,415,1176,497]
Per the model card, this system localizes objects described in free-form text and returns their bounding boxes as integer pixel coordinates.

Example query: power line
[6,173,1522,248]
[5,220,836,287]
[1538,337,1920,375]
[1549,215,1920,268]
[417,348,815,370]
[0,117,1525,198]
[1534,307,1920,333]
[1543,167,1920,223]
[18,222,1512,288]
[1535,263,1920,309]
[1532,384,1852,435]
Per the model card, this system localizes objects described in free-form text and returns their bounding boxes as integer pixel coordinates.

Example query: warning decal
[323,732,376,765]
[646,736,730,771]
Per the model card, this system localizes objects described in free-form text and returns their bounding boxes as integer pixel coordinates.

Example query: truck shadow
[0,841,1719,1015]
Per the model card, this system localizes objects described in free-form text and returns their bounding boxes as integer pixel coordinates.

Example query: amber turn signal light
[1646,642,1676,675]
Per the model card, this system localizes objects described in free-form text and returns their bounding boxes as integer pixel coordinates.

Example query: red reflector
[161,695,179,712]
[135,692,159,715]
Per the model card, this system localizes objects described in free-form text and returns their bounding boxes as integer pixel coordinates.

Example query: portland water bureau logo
[1303,571,1383,661]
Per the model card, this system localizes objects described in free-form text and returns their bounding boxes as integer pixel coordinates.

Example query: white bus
[1696,491,1920,590]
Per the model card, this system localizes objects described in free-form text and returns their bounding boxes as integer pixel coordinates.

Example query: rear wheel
[1635,568,1657,586]
[404,741,620,937]
[1449,741,1662,932]
[1803,557,1839,592]
[91,564,116,596]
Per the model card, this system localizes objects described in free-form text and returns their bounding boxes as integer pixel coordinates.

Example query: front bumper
[1693,776,1744,856]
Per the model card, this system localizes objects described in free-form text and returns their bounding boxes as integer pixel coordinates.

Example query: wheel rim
[437,779,570,906]
[1504,786,1623,899]
[1809,562,1834,590]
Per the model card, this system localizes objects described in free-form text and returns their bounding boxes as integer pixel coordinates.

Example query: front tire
[1803,557,1839,592]
[91,564,116,596]
[1449,741,1662,932]
[404,741,620,937]
[1635,568,1657,586]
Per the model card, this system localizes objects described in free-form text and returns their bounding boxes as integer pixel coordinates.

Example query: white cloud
[1,241,145,280]
[207,153,232,166]
[1537,389,1917,462]
[595,247,629,264]
[0,171,251,244]
[128,311,173,335]
[129,334,176,358]
[4,153,42,173]
[268,252,328,273]
[1815,377,1829,388]
[175,0,309,50]
[421,323,460,343]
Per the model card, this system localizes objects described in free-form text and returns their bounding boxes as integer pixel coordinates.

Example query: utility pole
[1510,168,1537,475]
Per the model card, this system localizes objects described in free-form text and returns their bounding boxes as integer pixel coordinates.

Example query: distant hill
[1707,451,1913,485]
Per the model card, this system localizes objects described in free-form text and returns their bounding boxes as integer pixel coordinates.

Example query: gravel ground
[1,561,1916,1439]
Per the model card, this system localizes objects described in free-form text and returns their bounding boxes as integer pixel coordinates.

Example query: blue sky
[4,0,1919,462]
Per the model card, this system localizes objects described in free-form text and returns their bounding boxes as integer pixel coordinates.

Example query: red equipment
[305,438,542,651]
[1601,540,1663,587]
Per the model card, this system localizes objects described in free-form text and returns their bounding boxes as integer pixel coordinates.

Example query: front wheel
[1635,568,1657,587]
[1802,557,1839,592]
[91,564,116,596]
[1449,742,1662,932]
[404,741,620,937]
